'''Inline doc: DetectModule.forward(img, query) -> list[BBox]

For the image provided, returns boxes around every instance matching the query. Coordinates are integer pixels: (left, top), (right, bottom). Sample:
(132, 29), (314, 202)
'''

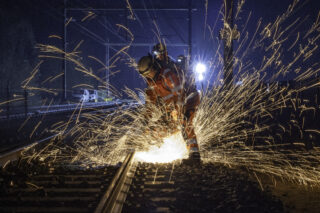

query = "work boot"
(189, 151), (201, 160)
(182, 151), (201, 165)
(185, 138), (201, 163)
(189, 151), (201, 163)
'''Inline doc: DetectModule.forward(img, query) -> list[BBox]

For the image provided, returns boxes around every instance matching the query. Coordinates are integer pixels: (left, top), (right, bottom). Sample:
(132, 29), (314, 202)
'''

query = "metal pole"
(317, 88), (319, 106)
(188, 0), (192, 62)
(24, 89), (28, 117)
(106, 41), (110, 96)
(6, 82), (9, 119)
(317, 74), (320, 106)
(223, 0), (234, 88)
(62, 0), (67, 102)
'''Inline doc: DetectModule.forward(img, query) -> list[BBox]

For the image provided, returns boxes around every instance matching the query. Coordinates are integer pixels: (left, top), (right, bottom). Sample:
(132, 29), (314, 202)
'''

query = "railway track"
(121, 161), (284, 213)
(0, 147), (134, 213)
(123, 162), (179, 212)
(1, 148), (284, 213)
(0, 161), (118, 213)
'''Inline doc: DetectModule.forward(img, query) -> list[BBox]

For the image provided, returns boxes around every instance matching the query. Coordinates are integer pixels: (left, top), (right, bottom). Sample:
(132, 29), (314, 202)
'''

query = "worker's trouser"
(182, 108), (199, 153)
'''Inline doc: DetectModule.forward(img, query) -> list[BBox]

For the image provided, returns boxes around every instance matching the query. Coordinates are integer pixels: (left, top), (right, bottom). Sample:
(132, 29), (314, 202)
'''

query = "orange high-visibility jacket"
(145, 66), (199, 114)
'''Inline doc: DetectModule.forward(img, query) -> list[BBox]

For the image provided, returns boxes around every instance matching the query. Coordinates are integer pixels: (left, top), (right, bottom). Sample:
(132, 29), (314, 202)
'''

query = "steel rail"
(0, 133), (60, 167)
(95, 151), (136, 213)
(0, 100), (136, 120)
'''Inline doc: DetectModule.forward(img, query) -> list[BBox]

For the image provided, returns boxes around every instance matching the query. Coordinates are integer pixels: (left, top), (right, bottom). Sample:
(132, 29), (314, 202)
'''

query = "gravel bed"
(123, 161), (283, 213)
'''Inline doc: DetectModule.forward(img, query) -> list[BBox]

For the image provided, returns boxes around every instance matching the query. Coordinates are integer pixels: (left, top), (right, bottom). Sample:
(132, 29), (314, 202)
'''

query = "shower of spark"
(9, 0), (320, 187)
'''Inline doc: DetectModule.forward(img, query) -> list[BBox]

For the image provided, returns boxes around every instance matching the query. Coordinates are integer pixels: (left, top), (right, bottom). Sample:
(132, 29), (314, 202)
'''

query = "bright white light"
(135, 131), (188, 163)
(153, 50), (159, 55)
(195, 63), (206, 74)
(198, 73), (204, 81)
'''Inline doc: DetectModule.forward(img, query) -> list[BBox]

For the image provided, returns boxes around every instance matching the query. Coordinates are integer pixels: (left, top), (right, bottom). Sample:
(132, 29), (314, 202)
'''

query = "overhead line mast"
(221, 0), (239, 88)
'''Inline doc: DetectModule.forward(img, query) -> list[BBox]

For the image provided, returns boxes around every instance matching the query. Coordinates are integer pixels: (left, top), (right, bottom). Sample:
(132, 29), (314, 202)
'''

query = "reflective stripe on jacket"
(146, 67), (184, 108)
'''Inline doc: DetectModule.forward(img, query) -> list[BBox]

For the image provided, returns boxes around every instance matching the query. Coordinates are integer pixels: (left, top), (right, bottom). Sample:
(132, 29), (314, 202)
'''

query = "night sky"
(1, 0), (320, 101)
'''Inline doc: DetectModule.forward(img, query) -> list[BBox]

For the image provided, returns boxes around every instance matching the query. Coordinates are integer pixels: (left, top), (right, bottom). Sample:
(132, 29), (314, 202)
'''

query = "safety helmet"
(152, 43), (167, 56)
(137, 55), (154, 76)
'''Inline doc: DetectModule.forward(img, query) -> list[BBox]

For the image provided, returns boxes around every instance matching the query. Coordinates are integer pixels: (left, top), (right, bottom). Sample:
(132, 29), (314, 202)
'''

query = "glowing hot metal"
(135, 131), (188, 163)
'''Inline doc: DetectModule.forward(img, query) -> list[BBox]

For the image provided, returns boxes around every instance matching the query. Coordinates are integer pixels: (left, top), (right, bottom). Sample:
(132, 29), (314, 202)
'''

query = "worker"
(137, 54), (200, 161)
